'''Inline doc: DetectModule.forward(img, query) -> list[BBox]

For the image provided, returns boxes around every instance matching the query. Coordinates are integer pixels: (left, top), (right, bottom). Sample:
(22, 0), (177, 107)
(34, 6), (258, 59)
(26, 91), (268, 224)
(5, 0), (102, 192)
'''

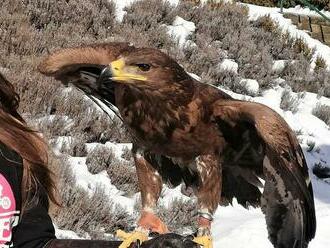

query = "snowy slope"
(55, 1), (330, 247)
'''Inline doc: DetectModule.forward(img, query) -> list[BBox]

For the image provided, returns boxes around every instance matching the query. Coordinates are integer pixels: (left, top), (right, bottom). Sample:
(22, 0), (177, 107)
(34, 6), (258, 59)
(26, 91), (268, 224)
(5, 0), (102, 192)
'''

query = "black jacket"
(0, 142), (55, 247)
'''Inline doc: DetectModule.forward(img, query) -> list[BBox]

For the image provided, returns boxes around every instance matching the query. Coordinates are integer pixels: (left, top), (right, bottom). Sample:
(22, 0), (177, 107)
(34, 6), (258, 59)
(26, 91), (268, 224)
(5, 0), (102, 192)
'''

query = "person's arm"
(12, 194), (56, 248)
(0, 142), (55, 248)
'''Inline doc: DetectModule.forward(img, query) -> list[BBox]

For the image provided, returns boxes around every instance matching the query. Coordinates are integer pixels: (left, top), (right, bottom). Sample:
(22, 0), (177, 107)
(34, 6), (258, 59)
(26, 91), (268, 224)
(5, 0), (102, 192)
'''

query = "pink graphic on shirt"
(0, 173), (20, 247)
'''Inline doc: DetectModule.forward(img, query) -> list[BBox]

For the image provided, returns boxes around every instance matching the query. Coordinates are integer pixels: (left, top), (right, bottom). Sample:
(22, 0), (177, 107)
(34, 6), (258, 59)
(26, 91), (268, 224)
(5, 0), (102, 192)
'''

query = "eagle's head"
(38, 44), (192, 107)
(107, 48), (190, 91)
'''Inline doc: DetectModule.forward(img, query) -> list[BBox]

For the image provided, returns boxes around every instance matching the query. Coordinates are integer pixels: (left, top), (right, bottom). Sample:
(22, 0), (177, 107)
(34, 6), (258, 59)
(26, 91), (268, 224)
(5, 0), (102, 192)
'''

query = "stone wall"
(283, 13), (330, 46)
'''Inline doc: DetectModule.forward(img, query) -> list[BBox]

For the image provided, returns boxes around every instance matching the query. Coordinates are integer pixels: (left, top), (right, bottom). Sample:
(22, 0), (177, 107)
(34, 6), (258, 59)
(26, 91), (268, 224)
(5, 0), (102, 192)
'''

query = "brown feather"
(38, 42), (134, 77)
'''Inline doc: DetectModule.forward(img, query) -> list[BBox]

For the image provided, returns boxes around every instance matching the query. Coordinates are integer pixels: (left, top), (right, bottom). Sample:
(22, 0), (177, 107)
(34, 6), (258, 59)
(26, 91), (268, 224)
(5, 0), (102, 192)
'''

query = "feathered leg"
(117, 149), (167, 248)
(193, 154), (222, 248)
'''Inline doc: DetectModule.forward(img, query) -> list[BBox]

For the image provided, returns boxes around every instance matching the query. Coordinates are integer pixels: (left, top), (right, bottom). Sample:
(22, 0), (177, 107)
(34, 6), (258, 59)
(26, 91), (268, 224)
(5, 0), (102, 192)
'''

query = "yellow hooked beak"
(109, 59), (147, 82)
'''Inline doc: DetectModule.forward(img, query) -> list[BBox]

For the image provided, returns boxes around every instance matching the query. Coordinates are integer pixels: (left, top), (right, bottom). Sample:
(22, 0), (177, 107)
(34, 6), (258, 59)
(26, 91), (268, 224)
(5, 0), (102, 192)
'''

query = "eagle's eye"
(136, 64), (151, 72)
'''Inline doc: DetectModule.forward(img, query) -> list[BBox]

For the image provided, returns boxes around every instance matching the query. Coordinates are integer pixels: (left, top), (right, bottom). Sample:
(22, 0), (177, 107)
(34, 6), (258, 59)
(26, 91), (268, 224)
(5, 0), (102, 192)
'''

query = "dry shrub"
(254, 15), (278, 33)
(35, 115), (73, 138)
(280, 55), (330, 96)
(134, 197), (198, 234)
(62, 135), (88, 157)
(170, 1), (207, 23)
(116, 23), (176, 49)
(314, 56), (327, 71)
(280, 88), (301, 113)
(292, 38), (314, 61)
(196, 3), (249, 42)
(54, 184), (134, 238)
(118, 0), (176, 49)
(123, 0), (175, 29)
(23, 0), (116, 39)
(178, 2), (277, 88)
(208, 68), (242, 91)
(312, 104), (330, 125)
(158, 198), (198, 234)
(50, 156), (134, 238)
(6, 72), (62, 116)
(180, 36), (226, 77)
(86, 145), (116, 174)
(107, 158), (139, 196)
(121, 146), (133, 161)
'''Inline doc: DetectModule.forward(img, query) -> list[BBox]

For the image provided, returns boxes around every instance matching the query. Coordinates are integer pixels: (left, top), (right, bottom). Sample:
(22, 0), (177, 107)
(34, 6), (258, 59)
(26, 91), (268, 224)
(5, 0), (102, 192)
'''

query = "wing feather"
(38, 42), (134, 78)
(212, 100), (316, 248)
(38, 43), (135, 116)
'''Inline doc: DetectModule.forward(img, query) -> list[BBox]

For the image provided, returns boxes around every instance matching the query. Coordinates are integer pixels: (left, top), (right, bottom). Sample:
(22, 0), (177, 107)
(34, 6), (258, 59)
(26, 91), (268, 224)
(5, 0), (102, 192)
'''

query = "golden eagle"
(39, 43), (316, 248)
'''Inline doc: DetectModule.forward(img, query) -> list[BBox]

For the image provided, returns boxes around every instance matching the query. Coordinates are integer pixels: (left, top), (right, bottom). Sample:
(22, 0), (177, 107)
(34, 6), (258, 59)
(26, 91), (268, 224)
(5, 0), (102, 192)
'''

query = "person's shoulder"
(0, 142), (23, 167)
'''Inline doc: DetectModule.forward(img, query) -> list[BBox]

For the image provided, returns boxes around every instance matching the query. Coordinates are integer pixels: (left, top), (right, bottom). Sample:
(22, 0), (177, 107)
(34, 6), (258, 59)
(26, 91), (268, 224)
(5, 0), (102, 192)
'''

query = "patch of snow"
(68, 156), (136, 212)
(50, 136), (74, 153)
(86, 142), (132, 157)
(240, 78), (260, 96)
(112, 0), (136, 22)
(272, 60), (287, 73)
(273, 77), (286, 86)
(218, 59), (239, 74)
(55, 227), (83, 239)
(243, 3), (330, 70)
(160, 186), (190, 207)
(166, 0), (180, 6)
(167, 16), (196, 47)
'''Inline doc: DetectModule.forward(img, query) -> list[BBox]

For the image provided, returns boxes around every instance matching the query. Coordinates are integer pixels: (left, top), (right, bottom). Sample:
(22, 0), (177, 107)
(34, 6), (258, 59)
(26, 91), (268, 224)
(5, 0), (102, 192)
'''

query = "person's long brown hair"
(0, 73), (57, 210)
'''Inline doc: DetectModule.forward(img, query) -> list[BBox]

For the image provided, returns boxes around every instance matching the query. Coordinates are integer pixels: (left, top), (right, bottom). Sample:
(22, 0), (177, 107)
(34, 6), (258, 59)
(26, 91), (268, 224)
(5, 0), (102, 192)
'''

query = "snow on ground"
(167, 16), (196, 47)
(55, 226), (83, 239)
(68, 156), (137, 212)
(239, 78), (259, 96)
(272, 59), (287, 73)
(113, 0), (136, 22)
(243, 3), (330, 70)
(218, 59), (239, 74)
(86, 142), (132, 156)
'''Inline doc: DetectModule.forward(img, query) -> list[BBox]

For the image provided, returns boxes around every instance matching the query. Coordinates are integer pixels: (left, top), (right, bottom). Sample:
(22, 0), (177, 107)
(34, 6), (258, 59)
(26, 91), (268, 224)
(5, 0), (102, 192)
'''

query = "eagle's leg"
(116, 150), (167, 248)
(193, 154), (221, 248)
(134, 150), (168, 234)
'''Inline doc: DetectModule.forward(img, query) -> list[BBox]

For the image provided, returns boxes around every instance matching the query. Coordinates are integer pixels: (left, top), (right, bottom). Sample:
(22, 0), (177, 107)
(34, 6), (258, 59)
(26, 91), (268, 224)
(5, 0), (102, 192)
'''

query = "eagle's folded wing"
(38, 42), (134, 80)
(38, 42), (134, 114)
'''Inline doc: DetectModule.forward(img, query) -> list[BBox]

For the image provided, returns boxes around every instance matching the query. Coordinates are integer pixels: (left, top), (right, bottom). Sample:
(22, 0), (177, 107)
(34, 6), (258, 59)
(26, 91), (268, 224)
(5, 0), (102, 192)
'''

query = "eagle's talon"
(138, 211), (169, 234)
(193, 235), (213, 248)
(116, 229), (148, 248)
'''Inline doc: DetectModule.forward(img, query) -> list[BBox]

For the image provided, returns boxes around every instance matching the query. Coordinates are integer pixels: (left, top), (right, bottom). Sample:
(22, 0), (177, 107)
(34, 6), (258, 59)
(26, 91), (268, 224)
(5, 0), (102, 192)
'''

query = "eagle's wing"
(38, 42), (135, 110)
(212, 99), (316, 248)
